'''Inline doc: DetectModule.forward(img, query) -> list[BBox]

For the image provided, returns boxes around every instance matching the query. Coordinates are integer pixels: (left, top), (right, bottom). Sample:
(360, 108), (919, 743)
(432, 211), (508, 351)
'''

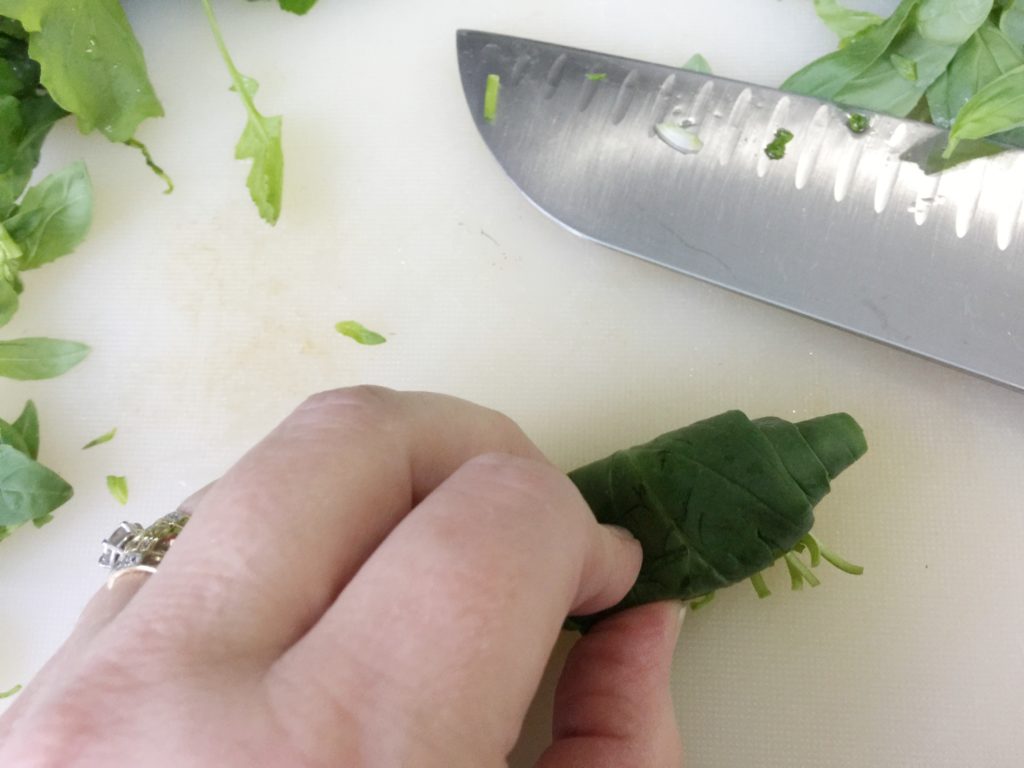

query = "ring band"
(99, 511), (190, 588)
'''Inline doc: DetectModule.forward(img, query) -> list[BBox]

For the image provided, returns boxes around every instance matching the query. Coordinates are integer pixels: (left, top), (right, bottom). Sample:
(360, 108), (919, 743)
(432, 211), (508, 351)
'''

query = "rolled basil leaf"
(567, 410), (866, 629)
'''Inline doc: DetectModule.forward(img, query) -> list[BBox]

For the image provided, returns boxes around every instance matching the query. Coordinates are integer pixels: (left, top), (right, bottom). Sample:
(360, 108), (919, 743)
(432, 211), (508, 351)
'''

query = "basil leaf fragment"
(82, 427), (116, 450)
(335, 321), (386, 345)
(201, 0), (284, 225)
(106, 474), (128, 505)
(0, 337), (89, 380)
(0, 684), (22, 699)
(682, 54), (711, 74)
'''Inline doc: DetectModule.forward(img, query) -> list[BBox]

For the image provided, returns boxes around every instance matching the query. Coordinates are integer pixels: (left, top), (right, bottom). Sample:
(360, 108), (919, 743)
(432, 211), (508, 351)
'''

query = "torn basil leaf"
(201, 0), (284, 225)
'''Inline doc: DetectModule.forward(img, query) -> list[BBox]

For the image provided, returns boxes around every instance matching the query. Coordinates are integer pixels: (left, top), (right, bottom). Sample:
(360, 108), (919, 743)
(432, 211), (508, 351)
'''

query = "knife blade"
(456, 29), (1024, 392)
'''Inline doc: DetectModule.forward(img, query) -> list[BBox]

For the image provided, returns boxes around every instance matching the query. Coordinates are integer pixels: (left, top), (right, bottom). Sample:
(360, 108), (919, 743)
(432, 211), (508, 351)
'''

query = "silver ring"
(99, 511), (190, 588)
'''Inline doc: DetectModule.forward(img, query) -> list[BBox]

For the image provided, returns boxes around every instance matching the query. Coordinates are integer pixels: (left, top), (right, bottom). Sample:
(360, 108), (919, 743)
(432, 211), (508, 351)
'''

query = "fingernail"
(604, 524), (638, 543)
(676, 603), (688, 633)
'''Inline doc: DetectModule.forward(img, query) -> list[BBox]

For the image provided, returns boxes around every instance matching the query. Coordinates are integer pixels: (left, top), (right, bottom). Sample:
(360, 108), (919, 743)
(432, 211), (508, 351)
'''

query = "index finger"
(269, 452), (643, 764)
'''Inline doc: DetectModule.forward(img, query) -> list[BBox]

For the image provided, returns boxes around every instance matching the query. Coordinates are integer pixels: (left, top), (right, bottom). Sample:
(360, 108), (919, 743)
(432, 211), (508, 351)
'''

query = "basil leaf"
(0, 94), (67, 217)
(784, 0), (991, 116)
(12, 399), (38, 459)
(106, 475), (128, 505)
(0, 94), (20, 169)
(0, 417), (29, 455)
(0, 443), (72, 530)
(917, 0), (994, 45)
(947, 63), (1024, 154)
(927, 20), (1024, 128)
(0, 337), (89, 380)
(0, 277), (17, 328)
(0, 0), (164, 142)
(566, 411), (867, 629)
(82, 427), (116, 450)
(1001, 0), (1024, 46)
(812, 0), (884, 47)
(201, 0), (283, 225)
(335, 321), (386, 345)
(3, 161), (92, 270)
(783, 0), (921, 101)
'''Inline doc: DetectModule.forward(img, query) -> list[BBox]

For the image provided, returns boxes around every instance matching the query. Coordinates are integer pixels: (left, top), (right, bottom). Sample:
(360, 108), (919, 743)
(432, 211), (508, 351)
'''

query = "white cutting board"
(2, 1), (1022, 765)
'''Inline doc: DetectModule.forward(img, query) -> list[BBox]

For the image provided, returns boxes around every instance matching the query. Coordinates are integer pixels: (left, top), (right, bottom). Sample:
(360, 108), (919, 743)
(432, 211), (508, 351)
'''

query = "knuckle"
(292, 386), (398, 434)
(458, 452), (585, 523)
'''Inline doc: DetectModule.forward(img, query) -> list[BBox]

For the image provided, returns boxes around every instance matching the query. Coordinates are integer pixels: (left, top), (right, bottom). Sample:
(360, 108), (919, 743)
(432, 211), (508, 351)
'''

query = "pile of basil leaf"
(790, 0), (1024, 157)
(0, 0), (315, 546)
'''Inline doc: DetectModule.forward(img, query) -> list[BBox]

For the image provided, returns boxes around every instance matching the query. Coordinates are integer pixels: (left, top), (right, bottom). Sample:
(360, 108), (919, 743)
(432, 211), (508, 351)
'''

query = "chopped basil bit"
(585, 72), (607, 81)
(0, 684), (22, 699)
(764, 128), (795, 160)
(484, 73), (501, 123)
(335, 321), (386, 346)
(83, 428), (117, 450)
(847, 112), (870, 133)
(682, 53), (711, 74)
(106, 475), (128, 505)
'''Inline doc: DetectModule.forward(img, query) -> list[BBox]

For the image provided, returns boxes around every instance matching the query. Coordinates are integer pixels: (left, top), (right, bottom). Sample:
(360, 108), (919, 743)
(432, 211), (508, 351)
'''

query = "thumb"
(535, 601), (685, 768)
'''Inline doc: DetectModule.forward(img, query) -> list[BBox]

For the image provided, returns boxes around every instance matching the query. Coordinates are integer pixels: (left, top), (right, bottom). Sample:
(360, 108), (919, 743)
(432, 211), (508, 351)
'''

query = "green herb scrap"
(847, 112), (871, 133)
(764, 128), (795, 159)
(335, 320), (386, 346)
(789, 0), (1024, 159)
(585, 72), (607, 81)
(106, 474), (128, 505)
(0, 402), (73, 543)
(566, 411), (867, 631)
(484, 73), (500, 123)
(82, 427), (116, 450)
(0, 684), (21, 698)
(682, 53), (712, 74)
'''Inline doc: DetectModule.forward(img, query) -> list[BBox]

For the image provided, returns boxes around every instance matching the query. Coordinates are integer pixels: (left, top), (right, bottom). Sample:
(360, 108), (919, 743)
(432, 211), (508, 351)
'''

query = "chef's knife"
(456, 30), (1024, 392)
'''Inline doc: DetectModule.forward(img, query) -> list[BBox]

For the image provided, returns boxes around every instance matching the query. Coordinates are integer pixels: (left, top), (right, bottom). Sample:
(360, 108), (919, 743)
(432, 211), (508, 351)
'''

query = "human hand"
(0, 388), (684, 767)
